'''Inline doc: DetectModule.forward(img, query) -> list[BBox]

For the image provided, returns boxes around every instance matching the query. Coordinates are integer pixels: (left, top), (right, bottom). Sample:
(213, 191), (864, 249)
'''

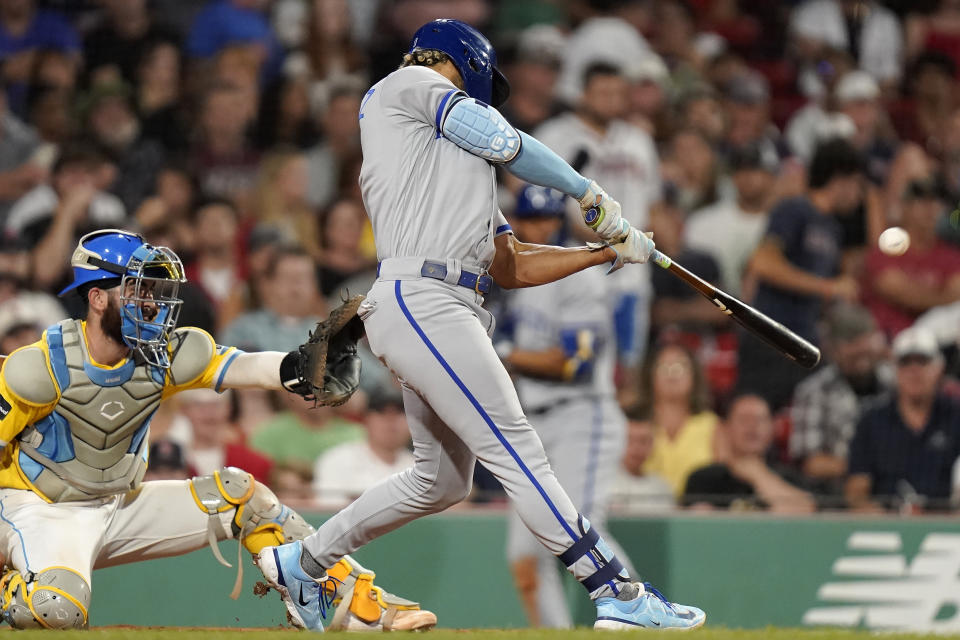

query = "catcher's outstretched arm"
(219, 351), (287, 390)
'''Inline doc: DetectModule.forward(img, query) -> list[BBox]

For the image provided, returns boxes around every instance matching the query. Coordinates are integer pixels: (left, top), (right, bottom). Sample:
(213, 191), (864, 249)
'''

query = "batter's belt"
(377, 257), (492, 295)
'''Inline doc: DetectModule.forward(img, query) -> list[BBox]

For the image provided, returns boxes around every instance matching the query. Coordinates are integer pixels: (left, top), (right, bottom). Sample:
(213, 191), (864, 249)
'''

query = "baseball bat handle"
(649, 250), (821, 369)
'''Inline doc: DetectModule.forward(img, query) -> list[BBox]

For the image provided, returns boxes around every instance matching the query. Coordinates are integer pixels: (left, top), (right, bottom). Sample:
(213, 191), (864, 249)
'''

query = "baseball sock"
(300, 547), (327, 579)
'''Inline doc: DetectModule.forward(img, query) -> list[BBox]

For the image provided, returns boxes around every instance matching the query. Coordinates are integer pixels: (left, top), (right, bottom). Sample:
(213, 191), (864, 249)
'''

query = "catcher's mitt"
(281, 294), (366, 406)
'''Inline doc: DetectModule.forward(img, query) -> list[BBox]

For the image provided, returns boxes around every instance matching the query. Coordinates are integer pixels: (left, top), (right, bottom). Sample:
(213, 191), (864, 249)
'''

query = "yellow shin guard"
(323, 556), (437, 631)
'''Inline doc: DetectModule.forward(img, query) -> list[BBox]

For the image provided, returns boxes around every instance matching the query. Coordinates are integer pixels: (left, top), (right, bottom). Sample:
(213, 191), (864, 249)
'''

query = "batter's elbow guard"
(441, 98), (521, 163)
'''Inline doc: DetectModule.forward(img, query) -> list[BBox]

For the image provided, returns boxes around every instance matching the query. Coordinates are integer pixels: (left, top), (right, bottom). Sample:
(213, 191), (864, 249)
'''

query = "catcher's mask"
(60, 229), (186, 369)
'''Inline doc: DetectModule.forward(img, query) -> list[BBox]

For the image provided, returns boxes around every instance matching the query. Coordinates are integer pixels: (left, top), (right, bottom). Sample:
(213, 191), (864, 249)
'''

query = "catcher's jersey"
(358, 65), (508, 268)
(534, 113), (660, 231)
(509, 264), (617, 410)
(0, 321), (240, 501)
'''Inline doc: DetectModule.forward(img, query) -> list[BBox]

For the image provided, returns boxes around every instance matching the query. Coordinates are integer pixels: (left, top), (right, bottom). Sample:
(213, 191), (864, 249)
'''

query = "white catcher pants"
(300, 277), (627, 595)
(0, 480), (235, 587)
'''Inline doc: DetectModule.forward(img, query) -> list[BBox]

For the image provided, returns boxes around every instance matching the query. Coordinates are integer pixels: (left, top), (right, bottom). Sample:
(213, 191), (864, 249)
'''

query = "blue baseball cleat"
(594, 582), (706, 630)
(255, 540), (336, 631)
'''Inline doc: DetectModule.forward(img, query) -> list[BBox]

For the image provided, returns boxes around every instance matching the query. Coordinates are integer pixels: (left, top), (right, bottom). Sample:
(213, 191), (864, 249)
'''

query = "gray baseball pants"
(300, 276), (629, 597)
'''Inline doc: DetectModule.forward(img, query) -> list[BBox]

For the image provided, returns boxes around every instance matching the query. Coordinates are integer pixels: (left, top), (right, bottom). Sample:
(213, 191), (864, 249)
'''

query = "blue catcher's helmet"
(59, 229), (186, 369)
(409, 19), (510, 107)
(514, 185), (568, 219)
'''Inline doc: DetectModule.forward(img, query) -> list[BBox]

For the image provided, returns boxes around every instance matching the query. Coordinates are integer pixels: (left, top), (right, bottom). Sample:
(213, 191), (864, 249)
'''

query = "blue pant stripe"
(582, 399), (603, 516)
(394, 280), (580, 542)
(0, 498), (31, 573)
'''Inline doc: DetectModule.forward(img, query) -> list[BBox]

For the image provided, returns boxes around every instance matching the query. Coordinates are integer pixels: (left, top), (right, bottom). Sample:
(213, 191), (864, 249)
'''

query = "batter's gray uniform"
(299, 65), (628, 595)
(505, 263), (635, 627)
(535, 114), (661, 366)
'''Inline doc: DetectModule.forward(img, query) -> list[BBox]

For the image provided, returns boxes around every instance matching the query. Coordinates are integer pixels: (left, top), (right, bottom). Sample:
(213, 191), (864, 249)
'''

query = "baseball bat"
(649, 250), (821, 368)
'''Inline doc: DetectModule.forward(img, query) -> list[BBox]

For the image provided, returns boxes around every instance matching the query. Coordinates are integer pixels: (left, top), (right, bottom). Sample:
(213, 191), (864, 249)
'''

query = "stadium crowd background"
(0, 0), (959, 515)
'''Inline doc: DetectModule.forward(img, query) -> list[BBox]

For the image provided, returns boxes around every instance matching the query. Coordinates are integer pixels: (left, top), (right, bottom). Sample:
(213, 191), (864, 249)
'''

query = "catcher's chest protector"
(16, 319), (163, 502)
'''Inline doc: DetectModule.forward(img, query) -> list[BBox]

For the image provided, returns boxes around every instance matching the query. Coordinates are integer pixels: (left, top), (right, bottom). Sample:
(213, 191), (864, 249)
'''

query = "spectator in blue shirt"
(845, 327), (960, 512)
(737, 138), (864, 410)
(0, 0), (80, 116)
(186, 0), (281, 81)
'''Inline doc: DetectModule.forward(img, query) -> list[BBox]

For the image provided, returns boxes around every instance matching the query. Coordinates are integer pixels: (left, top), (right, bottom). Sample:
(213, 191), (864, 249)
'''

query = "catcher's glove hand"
(280, 295), (366, 406)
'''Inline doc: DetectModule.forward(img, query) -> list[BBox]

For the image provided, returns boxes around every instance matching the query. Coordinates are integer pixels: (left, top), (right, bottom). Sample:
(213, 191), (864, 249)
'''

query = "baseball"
(879, 227), (910, 256)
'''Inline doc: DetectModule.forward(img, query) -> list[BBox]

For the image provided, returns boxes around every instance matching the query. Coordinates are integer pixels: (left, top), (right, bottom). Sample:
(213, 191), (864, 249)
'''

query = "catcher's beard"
(100, 294), (126, 346)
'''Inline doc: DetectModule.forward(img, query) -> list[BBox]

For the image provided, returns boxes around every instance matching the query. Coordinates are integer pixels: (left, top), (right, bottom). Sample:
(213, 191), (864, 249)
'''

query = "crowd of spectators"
(1, 0), (959, 514)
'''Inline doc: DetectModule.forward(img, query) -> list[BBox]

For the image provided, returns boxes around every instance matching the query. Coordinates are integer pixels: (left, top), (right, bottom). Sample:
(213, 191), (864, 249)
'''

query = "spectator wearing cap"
(312, 387), (414, 509)
(789, 304), (893, 495)
(186, 0), (282, 81)
(721, 71), (787, 163)
(832, 71), (897, 183)
(845, 327), (960, 512)
(739, 138), (863, 410)
(684, 143), (776, 296)
(684, 394), (815, 513)
(537, 63), (661, 231)
(554, 1), (650, 107)
(178, 388), (273, 484)
(786, 70), (887, 164)
(789, 0), (903, 91)
(862, 178), (960, 338)
(143, 440), (190, 482)
(0, 234), (63, 341)
(5, 143), (126, 290)
(0, 0), (80, 116)
(536, 62), (660, 371)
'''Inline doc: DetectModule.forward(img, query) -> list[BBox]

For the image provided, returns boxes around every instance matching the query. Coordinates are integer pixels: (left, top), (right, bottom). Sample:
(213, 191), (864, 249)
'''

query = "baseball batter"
(255, 19), (705, 631)
(499, 185), (635, 628)
(0, 229), (433, 631)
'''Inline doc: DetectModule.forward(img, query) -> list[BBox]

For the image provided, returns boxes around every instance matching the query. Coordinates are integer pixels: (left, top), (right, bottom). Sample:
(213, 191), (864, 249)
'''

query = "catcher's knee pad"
(325, 555), (436, 631)
(0, 567), (90, 629)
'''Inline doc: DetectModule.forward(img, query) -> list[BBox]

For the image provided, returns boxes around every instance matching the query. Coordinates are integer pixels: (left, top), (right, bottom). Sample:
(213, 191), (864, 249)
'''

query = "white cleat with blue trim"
(255, 540), (334, 631)
(594, 582), (706, 631)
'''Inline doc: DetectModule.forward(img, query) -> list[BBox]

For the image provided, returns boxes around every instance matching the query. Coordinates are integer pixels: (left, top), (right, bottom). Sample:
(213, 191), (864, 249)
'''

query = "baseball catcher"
(0, 229), (434, 631)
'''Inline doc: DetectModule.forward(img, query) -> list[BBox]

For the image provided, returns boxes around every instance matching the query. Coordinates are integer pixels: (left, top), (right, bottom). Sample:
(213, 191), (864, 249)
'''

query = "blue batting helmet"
(409, 19), (510, 107)
(514, 185), (567, 219)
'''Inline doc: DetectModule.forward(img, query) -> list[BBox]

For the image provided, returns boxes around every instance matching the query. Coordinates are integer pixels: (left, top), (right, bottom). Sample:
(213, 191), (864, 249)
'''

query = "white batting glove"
(606, 228), (655, 272)
(578, 180), (629, 241)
